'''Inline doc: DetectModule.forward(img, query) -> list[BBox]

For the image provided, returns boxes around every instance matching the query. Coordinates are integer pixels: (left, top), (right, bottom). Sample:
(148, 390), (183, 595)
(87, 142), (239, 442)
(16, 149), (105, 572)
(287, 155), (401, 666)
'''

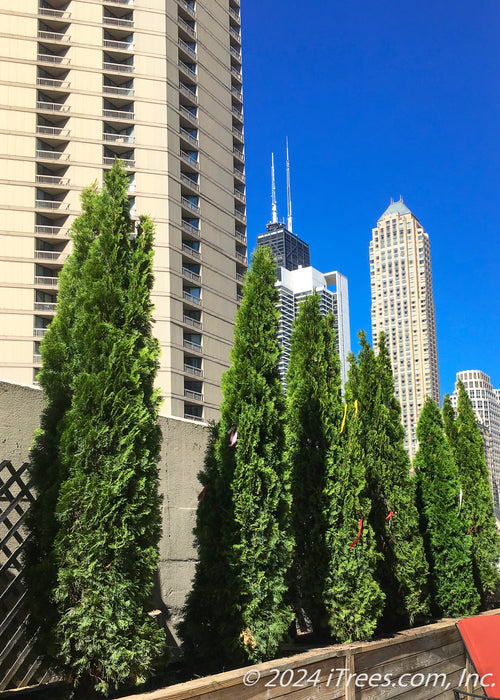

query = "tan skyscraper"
(370, 198), (440, 458)
(0, 0), (246, 423)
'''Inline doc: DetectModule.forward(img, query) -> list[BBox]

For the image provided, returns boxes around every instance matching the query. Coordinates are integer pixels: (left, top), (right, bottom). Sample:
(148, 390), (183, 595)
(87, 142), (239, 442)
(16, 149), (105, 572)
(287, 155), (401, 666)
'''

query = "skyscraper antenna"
(271, 152), (278, 224)
(286, 137), (293, 232)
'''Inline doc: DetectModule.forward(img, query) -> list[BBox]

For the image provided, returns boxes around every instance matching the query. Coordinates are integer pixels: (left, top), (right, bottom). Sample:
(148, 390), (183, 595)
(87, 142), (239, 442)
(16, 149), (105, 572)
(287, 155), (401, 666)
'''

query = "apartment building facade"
(451, 370), (500, 508)
(370, 198), (440, 459)
(0, 0), (246, 422)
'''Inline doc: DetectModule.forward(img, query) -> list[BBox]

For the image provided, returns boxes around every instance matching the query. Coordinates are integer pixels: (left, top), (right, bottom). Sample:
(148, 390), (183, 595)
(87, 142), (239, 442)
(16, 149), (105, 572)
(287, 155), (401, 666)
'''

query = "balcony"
(182, 266), (201, 283)
(33, 328), (49, 337)
(184, 388), (203, 401)
(233, 146), (244, 161)
(103, 156), (135, 168)
(179, 105), (198, 124)
(229, 27), (240, 41)
(103, 39), (134, 51)
(176, 0), (195, 18)
(33, 354), (42, 365)
(35, 250), (62, 260)
(103, 61), (134, 73)
(183, 291), (201, 306)
(184, 410), (203, 422)
(106, 0), (134, 5)
(36, 125), (70, 138)
(103, 85), (135, 97)
(36, 149), (69, 161)
(103, 132), (134, 144)
(233, 167), (245, 182)
(184, 363), (203, 377)
(183, 338), (202, 352)
(37, 77), (70, 91)
(178, 37), (196, 58)
(181, 173), (199, 191)
(234, 210), (246, 223)
(231, 86), (243, 101)
(179, 82), (197, 103)
(103, 108), (134, 120)
(39, 7), (71, 19)
(235, 229), (246, 243)
(37, 101), (70, 113)
(36, 174), (70, 186)
(34, 301), (57, 311)
(232, 105), (243, 120)
(232, 125), (243, 140)
(235, 251), (246, 264)
(182, 243), (200, 259)
(35, 199), (69, 210)
(234, 188), (245, 202)
(37, 53), (70, 66)
(236, 272), (244, 284)
(229, 7), (240, 21)
(179, 126), (198, 146)
(38, 30), (70, 43)
(180, 151), (198, 169)
(34, 276), (58, 287)
(183, 314), (202, 329)
(178, 17), (196, 38)
(230, 46), (241, 60)
(103, 16), (134, 29)
(231, 66), (242, 80)
(179, 59), (196, 79)
(237, 293), (244, 303)
(35, 224), (66, 236)
(181, 220), (200, 236)
(182, 196), (200, 214)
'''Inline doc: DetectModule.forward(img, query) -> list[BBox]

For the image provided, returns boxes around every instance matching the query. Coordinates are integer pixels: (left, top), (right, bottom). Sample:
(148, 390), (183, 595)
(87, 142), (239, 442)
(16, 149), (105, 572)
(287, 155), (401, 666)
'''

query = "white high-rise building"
(451, 370), (500, 508)
(275, 265), (350, 389)
(370, 198), (440, 459)
(0, 0), (247, 423)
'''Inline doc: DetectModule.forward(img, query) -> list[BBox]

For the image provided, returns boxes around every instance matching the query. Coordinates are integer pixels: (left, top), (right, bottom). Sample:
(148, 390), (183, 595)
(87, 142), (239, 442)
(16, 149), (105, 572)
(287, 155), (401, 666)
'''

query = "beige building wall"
(0, 0), (246, 423)
(370, 199), (440, 459)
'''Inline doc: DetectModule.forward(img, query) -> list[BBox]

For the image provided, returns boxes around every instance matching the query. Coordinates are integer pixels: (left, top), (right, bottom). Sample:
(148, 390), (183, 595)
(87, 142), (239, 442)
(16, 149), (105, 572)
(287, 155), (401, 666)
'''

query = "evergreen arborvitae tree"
(442, 393), (458, 446)
(285, 296), (343, 637)
(322, 346), (385, 642)
(180, 246), (293, 671)
(369, 333), (429, 629)
(414, 397), (480, 617)
(450, 381), (500, 607)
(25, 163), (166, 694)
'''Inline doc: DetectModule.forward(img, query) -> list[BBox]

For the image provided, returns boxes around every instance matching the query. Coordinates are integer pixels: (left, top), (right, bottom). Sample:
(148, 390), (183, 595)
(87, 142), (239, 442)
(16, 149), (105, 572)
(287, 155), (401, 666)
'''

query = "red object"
(198, 487), (207, 502)
(385, 511), (394, 520)
(349, 519), (363, 549)
(457, 614), (500, 697)
(229, 428), (238, 447)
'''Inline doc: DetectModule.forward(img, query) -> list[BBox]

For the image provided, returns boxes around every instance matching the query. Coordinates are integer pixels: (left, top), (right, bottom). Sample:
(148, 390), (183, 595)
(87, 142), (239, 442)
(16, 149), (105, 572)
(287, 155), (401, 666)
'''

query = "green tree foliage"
(285, 296), (343, 636)
(448, 381), (500, 607)
(369, 333), (429, 629)
(414, 397), (479, 617)
(25, 163), (166, 694)
(180, 246), (293, 671)
(322, 342), (385, 642)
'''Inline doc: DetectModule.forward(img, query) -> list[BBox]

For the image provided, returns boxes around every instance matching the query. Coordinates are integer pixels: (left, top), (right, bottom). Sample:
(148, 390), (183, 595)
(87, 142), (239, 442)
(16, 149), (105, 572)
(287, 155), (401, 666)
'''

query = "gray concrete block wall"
(0, 380), (209, 651)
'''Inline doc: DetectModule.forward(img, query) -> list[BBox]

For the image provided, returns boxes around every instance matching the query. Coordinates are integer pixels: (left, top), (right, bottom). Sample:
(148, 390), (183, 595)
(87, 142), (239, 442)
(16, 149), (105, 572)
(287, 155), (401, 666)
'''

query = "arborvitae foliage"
(450, 381), (500, 607)
(414, 397), (480, 617)
(285, 296), (343, 637)
(442, 393), (458, 446)
(180, 246), (293, 671)
(322, 346), (385, 642)
(368, 333), (430, 630)
(25, 163), (166, 694)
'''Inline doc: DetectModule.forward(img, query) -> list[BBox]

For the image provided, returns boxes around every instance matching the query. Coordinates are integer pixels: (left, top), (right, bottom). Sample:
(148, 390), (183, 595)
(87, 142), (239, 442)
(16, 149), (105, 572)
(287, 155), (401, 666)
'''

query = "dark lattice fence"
(0, 460), (49, 690)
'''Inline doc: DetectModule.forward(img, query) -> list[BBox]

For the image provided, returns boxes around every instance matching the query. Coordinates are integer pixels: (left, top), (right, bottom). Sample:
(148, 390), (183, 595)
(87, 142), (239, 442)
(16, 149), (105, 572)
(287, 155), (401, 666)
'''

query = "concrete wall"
(0, 380), (209, 649)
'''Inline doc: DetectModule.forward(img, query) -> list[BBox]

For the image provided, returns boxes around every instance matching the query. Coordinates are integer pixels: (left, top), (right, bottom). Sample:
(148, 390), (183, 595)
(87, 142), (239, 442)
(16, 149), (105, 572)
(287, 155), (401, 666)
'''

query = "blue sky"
(240, 0), (500, 397)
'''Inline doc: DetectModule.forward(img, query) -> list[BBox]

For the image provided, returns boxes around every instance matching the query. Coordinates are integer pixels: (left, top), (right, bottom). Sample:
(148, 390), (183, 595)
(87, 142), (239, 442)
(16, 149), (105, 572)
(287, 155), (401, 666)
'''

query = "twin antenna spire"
(270, 140), (293, 232)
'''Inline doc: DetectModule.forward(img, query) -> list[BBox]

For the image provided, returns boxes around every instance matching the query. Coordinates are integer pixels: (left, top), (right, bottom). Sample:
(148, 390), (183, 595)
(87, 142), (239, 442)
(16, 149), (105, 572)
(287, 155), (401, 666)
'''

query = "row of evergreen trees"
(179, 245), (500, 674)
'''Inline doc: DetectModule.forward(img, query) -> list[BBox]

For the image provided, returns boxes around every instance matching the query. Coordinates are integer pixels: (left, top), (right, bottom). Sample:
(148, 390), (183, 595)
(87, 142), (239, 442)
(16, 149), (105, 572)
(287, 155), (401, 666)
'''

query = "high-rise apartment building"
(275, 265), (350, 389)
(370, 198), (440, 459)
(0, 0), (246, 423)
(451, 370), (500, 508)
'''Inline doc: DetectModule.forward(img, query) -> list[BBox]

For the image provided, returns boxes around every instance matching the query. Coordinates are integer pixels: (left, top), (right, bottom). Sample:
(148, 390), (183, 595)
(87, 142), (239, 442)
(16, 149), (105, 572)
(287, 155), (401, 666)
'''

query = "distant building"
(370, 198), (440, 459)
(451, 370), (500, 508)
(257, 148), (350, 388)
(276, 266), (350, 389)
